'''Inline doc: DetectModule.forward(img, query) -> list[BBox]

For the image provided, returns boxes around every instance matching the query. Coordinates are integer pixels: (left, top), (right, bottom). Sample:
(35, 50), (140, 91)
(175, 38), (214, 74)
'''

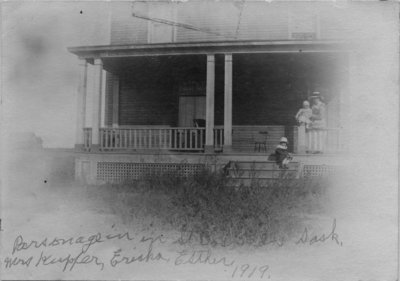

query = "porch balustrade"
(81, 127), (227, 152)
(82, 126), (345, 153)
(97, 127), (206, 151)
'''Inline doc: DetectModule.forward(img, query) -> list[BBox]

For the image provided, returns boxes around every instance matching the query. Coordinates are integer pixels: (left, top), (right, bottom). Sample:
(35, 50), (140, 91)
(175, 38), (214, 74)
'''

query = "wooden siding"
(148, 2), (176, 43)
(230, 53), (343, 127)
(231, 125), (296, 152)
(118, 77), (177, 126)
(107, 55), (205, 127)
(110, 2), (148, 44)
(234, 2), (290, 41)
(109, 2), (389, 45)
(109, 52), (344, 133)
(175, 2), (237, 42)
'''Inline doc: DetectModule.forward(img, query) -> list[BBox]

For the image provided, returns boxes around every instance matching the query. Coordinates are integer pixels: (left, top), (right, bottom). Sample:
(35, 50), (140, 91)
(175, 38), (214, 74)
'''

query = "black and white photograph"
(1, 1), (398, 280)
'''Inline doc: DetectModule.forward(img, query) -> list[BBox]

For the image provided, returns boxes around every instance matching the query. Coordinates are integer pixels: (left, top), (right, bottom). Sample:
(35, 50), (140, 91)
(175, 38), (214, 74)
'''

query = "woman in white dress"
(308, 93), (327, 153)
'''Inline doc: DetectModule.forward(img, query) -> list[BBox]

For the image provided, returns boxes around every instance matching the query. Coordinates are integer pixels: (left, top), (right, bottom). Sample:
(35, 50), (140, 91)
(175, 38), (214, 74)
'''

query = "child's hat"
(280, 137), (288, 143)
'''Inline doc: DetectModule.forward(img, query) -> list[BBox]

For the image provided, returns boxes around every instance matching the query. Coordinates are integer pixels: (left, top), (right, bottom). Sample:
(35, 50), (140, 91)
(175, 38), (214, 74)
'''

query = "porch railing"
(83, 126), (345, 154)
(306, 128), (346, 153)
(99, 127), (206, 151)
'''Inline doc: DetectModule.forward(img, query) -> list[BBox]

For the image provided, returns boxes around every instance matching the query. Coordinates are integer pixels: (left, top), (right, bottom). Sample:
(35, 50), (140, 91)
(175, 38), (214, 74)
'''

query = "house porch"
(69, 40), (349, 157)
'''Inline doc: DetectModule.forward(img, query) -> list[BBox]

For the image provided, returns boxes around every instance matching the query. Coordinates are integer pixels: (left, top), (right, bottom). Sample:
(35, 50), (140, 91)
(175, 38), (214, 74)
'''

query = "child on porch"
(275, 137), (293, 169)
(295, 100), (312, 129)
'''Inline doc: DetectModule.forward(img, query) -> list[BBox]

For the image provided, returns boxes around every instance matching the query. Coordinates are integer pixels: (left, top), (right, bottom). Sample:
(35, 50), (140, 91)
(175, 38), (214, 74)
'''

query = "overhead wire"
(131, 2), (237, 40)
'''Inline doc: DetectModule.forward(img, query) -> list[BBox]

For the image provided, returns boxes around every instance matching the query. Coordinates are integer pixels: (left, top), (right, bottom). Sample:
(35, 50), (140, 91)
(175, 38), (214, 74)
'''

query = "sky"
(2, 2), (111, 147)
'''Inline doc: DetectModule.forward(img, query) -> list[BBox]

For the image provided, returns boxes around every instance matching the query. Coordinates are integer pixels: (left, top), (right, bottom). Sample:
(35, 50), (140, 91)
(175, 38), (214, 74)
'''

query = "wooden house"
(68, 1), (398, 184)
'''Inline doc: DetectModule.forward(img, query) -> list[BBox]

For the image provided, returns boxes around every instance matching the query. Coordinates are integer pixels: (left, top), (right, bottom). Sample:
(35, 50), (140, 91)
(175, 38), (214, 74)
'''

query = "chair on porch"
(192, 119), (206, 150)
(253, 131), (269, 153)
(193, 119), (206, 128)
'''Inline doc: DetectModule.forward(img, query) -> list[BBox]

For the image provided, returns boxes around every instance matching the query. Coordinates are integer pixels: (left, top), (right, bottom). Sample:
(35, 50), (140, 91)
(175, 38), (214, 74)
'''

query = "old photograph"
(1, 1), (398, 280)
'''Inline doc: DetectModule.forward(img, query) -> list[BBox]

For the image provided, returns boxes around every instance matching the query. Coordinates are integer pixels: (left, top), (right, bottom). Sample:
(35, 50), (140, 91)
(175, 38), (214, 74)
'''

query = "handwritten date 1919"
(231, 264), (270, 279)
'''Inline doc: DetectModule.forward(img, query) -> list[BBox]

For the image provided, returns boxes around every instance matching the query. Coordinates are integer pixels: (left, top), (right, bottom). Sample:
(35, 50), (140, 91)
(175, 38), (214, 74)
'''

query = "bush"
(167, 170), (328, 247)
(89, 169), (329, 247)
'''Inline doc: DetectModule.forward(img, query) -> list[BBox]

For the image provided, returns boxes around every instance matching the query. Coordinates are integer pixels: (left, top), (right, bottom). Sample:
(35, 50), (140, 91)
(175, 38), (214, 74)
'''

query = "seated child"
(275, 137), (293, 169)
(295, 100), (312, 129)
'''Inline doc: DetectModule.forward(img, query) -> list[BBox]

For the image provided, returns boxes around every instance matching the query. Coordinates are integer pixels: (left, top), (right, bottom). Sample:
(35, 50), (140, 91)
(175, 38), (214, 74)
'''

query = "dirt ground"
(1, 149), (397, 280)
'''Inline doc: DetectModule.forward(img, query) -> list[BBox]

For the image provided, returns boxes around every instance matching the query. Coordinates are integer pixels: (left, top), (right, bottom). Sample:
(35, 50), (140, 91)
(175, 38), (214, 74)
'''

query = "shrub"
(89, 169), (329, 247)
(167, 171), (328, 247)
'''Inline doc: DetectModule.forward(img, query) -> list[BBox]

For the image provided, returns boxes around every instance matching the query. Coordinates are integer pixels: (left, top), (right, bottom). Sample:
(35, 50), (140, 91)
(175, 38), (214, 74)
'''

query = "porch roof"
(68, 40), (349, 60)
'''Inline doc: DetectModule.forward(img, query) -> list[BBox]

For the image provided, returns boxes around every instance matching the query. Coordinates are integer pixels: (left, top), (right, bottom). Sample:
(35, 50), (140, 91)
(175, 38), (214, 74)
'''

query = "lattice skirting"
(302, 164), (337, 177)
(97, 162), (206, 183)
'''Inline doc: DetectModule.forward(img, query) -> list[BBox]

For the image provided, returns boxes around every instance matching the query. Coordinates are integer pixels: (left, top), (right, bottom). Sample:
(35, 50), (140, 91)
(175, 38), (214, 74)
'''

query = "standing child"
(275, 137), (293, 169)
(295, 100), (313, 129)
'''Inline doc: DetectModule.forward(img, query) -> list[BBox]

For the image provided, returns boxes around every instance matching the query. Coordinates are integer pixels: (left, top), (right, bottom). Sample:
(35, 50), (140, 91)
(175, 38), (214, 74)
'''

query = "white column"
(224, 54), (233, 152)
(92, 58), (103, 148)
(205, 54), (215, 152)
(100, 69), (107, 128)
(112, 75), (120, 128)
(297, 124), (306, 154)
(75, 59), (88, 147)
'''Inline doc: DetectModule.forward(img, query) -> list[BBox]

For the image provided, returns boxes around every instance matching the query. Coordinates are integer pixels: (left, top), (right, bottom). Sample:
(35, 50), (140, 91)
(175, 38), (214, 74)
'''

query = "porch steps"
(224, 161), (301, 186)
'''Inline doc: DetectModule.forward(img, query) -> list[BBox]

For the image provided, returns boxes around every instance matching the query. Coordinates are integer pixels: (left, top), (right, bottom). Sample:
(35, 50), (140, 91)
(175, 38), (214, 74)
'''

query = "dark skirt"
(275, 148), (290, 164)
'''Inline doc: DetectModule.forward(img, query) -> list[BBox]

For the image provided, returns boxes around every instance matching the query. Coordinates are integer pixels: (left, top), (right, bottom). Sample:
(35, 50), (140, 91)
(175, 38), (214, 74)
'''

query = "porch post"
(112, 75), (120, 128)
(224, 53), (233, 152)
(91, 58), (103, 150)
(205, 54), (215, 152)
(297, 125), (307, 154)
(75, 59), (88, 149)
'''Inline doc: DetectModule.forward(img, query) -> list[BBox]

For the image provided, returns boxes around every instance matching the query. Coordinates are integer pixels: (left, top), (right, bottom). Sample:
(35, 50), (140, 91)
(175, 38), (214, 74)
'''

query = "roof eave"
(68, 39), (351, 59)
